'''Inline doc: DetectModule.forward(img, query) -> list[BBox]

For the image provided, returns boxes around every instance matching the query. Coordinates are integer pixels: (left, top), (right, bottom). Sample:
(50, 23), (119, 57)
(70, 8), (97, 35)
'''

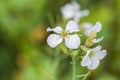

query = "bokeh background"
(0, 0), (120, 80)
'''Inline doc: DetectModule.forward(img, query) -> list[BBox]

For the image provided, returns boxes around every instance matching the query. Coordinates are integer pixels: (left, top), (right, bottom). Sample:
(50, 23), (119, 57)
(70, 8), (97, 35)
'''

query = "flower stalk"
(71, 50), (79, 80)
(72, 58), (76, 80)
(82, 71), (91, 80)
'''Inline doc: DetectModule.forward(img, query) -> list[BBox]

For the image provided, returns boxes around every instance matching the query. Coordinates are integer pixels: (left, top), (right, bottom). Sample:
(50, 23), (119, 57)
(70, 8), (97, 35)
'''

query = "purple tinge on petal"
(87, 56), (100, 70)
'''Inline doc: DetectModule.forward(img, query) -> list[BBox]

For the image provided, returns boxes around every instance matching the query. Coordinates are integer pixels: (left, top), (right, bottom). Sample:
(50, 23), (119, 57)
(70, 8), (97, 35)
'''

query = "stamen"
(89, 51), (94, 57)
(61, 29), (67, 37)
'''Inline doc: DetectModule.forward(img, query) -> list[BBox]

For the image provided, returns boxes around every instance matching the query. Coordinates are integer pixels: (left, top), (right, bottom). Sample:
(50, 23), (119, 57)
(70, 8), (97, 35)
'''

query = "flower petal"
(47, 26), (62, 34)
(94, 21), (102, 32)
(95, 50), (107, 60)
(92, 36), (104, 43)
(74, 10), (89, 22)
(61, 4), (75, 19)
(47, 34), (63, 48)
(85, 21), (102, 36)
(65, 20), (80, 33)
(65, 34), (80, 49)
(81, 50), (92, 67)
(93, 45), (102, 52)
(88, 56), (100, 70)
(81, 22), (93, 30)
(60, 1), (80, 19)
(71, 1), (80, 10)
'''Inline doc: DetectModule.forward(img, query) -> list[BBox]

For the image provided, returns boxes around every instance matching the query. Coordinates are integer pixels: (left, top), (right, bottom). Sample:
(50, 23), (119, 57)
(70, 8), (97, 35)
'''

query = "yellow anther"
(89, 51), (94, 57)
(61, 29), (67, 37)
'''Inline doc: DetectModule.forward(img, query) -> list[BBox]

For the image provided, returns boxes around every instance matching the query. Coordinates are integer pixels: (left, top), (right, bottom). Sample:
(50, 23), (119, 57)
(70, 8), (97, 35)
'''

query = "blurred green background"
(0, 0), (120, 80)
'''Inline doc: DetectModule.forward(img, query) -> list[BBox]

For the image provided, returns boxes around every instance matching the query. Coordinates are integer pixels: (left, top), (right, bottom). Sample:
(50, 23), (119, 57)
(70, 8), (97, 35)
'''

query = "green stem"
(72, 59), (76, 80)
(76, 74), (87, 78)
(82, 74), (89, 80)
(82, 71), (91, 80)
(76, 71), (91, 80)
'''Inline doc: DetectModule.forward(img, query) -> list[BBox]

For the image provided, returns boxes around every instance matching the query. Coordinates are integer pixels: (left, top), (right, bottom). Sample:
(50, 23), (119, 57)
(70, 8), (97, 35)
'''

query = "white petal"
(81, 10), (89, 16)
(85, 21), (102, 36)
(88, 56), (100, 70)
(74, 10), (89, 22)
(92, 36), (104, 43)
(47, 34), (63, 48)
(82, 22), (93, 30)
(81, 50), (92, 66)
(65, 20), (80, 33)
(47, 26), (62, 34)
(92, 45), (102, 52)
(60, 1), (80, 19)
(71, 1), (80, 10)
(61, 4), (75, 19)
(95, 50), (107, 60)
(80, 22), (93, 35)
(94, 21), (102, 33)
(65, 34), (80, 49)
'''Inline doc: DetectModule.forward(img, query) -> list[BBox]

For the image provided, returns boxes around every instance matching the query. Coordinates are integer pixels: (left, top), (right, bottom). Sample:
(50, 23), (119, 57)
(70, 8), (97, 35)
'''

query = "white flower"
(61, 1), (89, 22)
(82, 21), (104, 43)
(47, 20), (81, 49)
(81, 45), (107, 70)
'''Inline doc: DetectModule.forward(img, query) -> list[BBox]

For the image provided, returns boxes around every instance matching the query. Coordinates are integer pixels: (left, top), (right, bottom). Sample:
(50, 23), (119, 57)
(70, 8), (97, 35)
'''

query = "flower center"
(61, 29), (67, 37)
(89, 51), (94, 57)
(71, 8), (77, 13)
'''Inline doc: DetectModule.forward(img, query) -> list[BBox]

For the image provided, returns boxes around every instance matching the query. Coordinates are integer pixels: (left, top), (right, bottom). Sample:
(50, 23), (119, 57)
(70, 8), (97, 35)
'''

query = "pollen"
(89, 51), (94, 57)
(61, 29), (67, 37)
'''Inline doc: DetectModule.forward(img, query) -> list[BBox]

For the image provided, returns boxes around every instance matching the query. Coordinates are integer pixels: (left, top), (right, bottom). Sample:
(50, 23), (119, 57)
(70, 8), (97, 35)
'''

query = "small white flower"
(82, 21), (103, 43)
(47, 20), (81, 49)
(61, 1), (89, 22)
(81, 45), (107, 70)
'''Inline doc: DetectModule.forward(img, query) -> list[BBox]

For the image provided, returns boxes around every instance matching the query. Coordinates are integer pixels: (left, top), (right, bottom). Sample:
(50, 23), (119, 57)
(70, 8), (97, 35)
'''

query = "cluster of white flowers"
(47, 1), (107, 70)
(61, 1), (89, 23)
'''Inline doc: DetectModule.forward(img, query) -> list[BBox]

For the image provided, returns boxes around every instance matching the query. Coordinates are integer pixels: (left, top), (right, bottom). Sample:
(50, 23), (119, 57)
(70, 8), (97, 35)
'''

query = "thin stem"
(72, 59), (76, 80)
(82, 71), (91, 80)
(76, 74), (87, 78)
(82, 74), (89, 80)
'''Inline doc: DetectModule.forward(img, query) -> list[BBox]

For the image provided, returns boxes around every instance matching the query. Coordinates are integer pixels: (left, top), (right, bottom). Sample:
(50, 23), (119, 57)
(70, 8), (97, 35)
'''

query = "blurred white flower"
(47, 20), (81, 49)
(81, 45), (107, 70)
(82, 21), (104, 43)
(61, 1), (89, 22)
